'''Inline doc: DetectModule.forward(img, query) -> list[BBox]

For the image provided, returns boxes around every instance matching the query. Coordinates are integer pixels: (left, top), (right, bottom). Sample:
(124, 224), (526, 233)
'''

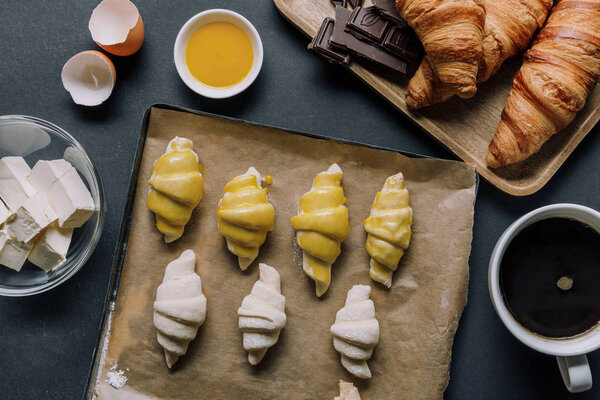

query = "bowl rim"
(0, 115), (106, 297)
(173, 9), (264, 99)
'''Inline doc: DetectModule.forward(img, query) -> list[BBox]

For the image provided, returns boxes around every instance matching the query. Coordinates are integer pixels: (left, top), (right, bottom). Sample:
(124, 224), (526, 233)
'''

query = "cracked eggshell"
(61, 50), (116, 106)
(89, 0), (144, 56)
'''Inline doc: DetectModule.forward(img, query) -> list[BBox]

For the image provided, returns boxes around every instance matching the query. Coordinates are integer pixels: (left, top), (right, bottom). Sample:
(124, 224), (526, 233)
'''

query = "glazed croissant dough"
(330, 285), (380, 379)
(363, 173), (412, 288)
(217, 167), (275, 270)
(147, 137), (204, 243)
(290, 164), (350, 297)
(153, 250), (207, 368)
(334, 380), (361, 400)
(238, 263), (286, 365)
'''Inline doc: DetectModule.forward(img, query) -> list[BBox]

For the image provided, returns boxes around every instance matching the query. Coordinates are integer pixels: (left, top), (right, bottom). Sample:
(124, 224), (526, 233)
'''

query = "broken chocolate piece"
(330, 0), (347, 7)
(330, 6), (407, 74)
(308, 18), (351, 65)
(346, 0), (362, 8)
(346, 7), (390, 43)
(382, 25), (422, 64)
(373, 0), (407, 26)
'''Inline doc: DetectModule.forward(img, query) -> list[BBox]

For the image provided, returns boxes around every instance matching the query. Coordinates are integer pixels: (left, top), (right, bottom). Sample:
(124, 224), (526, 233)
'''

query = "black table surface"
(1, 1), (600, 399)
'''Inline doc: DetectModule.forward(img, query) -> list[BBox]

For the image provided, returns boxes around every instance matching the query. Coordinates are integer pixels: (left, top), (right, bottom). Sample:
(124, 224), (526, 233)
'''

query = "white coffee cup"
(488, 203), (600, 393)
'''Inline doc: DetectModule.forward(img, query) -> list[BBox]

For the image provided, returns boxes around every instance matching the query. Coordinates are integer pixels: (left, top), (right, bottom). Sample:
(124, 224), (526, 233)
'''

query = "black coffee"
(500, 217), (600, 339)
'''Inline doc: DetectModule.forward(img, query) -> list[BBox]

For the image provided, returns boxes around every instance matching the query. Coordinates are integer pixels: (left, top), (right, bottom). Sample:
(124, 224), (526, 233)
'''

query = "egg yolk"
(185, 22), (254, 88)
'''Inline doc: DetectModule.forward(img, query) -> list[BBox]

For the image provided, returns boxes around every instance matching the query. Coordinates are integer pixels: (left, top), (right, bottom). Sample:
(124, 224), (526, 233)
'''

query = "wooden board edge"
(272, 0), (600, 197)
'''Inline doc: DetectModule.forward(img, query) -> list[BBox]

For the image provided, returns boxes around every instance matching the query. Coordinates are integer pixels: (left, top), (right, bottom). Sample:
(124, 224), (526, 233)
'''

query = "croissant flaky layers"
(147, 137), (204, 243)
(217, 167), (275, 270)
(396, 0), (486, 103)
(405, 0), (552, 109)
(153, 250), (207, 368)
(291, 164), (350, 297)
(488, 0), (600, 168)
(363, 173), (412, 288)
(238, 263), (286, 365)
(331, 285), (380, 379)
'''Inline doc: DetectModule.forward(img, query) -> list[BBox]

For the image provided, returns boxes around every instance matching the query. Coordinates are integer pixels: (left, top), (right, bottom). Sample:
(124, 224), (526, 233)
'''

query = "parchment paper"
(93, 106), (477, 400)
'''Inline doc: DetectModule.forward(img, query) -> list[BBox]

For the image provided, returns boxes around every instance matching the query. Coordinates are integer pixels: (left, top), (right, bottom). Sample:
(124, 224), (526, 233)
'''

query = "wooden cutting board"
(273, 0), (600, 196)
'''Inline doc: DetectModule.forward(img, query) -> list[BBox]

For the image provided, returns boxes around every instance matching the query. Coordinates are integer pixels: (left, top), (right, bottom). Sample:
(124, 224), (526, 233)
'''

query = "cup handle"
(556, 355), (592, 393)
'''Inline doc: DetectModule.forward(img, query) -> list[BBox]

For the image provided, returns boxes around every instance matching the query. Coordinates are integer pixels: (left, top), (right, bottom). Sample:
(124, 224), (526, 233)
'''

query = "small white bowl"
(174, 9), (263, 99)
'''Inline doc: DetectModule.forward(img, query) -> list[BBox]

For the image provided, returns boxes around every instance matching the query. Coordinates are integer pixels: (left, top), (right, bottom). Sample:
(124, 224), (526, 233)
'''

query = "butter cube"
(0, 156), (36, 209)
(29, 160), (95, 228)
(27, 159), (71, 193)
(0, 231), (33, 271)
(5, 194), (57, 243)
(0, 200), (10, 226)
(28, 223), (73, 271)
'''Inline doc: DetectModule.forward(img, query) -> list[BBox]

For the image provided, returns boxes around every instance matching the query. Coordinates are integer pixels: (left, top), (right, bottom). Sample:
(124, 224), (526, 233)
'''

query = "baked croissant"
(217, 167), (275, 270)
(406, 0), (552, 109)
(290, 164), (350, 297)
(237, 263), (286, 365)
(487, 0), (600, 168)
(153, 250), (207, 368)
(334, 380), (361, 400)
(330, 285), (379, 379)
(147, 137), (204, 243)
(396, 0), (486, 100)
(363, 173), (412, 288)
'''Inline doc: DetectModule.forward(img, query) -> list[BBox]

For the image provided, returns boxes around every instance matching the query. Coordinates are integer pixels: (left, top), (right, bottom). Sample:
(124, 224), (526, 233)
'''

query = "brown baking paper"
(92, 106), (477, 400)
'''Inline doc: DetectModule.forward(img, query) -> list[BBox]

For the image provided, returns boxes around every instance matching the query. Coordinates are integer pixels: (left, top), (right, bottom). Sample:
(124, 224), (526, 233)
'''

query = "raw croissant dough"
(334, 380), (361, 400)
(153, 250), (207, 368)
(363, 173), (412, 288)
(238, 263), (286, 365)
(330, 285), (379, 379)
(290, 164), (350, 297)
(217, 167), (275, 270)
(147, 137), (204, 243)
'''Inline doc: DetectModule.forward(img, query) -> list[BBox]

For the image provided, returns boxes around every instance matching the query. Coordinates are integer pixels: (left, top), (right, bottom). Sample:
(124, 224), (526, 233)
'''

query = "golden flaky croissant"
(396, 0), (486, 100)
(406, 0), (552, 109)
(217, 167), (274, 270)
(290, 164), (350, 297)
(363, 173), (412, 288)
(147, 137), (204, 242)
(153, 250), (207, 368)
(488, 0), (600, 168)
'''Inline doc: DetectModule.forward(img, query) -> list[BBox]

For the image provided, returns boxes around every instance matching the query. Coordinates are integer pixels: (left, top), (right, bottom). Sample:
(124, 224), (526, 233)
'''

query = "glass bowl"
(0, 116), (105, 296)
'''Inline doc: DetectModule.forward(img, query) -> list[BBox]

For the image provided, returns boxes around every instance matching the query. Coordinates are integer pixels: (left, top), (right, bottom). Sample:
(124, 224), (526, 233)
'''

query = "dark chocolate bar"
(330, 0), (347, 7)
(382, 25), (422, 64)
(372, 0), (407, 26)
(346, 0), (363, 8)
(308, 18), (351, 65)
(346, 6), (390, 43)
(330, 6), (407, 74)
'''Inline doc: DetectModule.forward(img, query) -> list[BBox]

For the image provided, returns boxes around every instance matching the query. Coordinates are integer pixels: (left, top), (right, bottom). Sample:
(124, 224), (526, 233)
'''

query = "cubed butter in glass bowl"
(0, 115), (105, 296)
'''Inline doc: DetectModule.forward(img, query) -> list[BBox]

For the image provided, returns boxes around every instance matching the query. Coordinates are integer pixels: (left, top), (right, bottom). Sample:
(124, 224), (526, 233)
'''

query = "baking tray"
(84, 104), (479, 399)
(273, 0), (600, 196)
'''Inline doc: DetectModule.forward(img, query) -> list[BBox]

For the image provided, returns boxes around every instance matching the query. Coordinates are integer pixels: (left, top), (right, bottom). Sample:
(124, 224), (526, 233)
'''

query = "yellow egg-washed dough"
(363, 173), (412, 288)
(290, 163), (350, 297)
(217, 167), (275, 270)
(147, 137), (204, 243)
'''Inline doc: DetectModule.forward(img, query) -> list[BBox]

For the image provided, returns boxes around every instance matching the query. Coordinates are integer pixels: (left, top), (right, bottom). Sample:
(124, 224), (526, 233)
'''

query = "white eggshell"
(61, 50), (116, 106)
(89, 0), (144, 56)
